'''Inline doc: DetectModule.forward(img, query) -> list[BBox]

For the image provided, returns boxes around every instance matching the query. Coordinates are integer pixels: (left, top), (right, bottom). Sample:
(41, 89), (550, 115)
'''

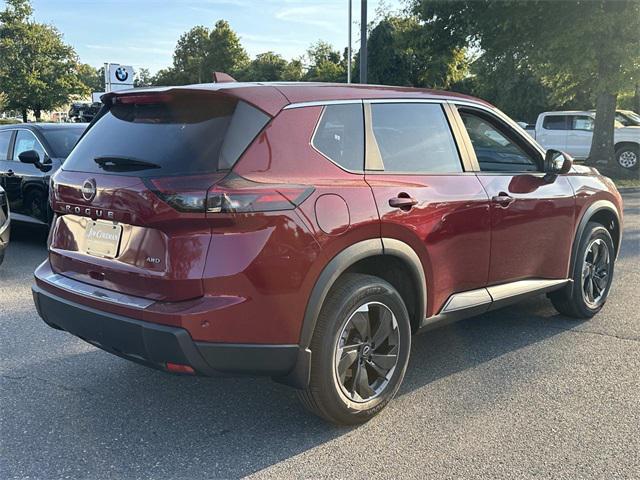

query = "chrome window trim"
(285, 99), (364, 110)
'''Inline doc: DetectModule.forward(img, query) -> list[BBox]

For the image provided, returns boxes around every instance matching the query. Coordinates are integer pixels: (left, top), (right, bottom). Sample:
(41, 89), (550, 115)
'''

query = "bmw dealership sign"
(105, 63), (135, 92)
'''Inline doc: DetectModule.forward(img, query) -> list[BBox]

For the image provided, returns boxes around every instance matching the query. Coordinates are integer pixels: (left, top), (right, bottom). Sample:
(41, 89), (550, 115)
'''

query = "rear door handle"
(389, 195), (418, 210)
(491, 192), (515, 206)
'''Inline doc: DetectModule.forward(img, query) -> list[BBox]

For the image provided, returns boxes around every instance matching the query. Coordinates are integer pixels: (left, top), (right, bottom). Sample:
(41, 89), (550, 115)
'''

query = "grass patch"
(613, 178), (640, 189)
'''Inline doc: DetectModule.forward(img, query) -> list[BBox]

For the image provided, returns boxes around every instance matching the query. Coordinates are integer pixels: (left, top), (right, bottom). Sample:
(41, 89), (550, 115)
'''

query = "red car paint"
(33, 82), (623, 377)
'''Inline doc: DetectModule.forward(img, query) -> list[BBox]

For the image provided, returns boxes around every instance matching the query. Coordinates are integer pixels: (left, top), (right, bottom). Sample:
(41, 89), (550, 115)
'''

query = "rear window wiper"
(94, 156), (161, 171)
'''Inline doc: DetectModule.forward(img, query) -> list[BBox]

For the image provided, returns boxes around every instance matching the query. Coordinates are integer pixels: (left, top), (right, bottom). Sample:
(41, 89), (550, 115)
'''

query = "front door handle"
(491, 192), (515, 206)
(389, 194), (418, 210)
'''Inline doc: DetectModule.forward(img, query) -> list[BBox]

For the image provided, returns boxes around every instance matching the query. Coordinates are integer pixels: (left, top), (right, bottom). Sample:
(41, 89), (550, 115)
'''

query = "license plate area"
(85, 220), (122, 258)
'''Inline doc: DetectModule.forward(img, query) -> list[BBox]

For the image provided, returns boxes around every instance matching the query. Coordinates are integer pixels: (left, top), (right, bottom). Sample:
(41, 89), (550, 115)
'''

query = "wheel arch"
(571, 200), (621, 274)
(275, 237), (427, 389)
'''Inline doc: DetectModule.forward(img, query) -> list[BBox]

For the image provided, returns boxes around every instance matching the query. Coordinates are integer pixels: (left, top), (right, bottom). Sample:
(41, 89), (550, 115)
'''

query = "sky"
(13, 0), (406, 74)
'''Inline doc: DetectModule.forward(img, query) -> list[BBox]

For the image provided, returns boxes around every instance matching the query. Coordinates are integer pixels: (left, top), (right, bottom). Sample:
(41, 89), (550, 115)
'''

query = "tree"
(0, 91), (7, 111)
(239, 51), (288, 81)
(204, 20), (248, 79)
(172, 26), (210, 83)
(134, 68), (153, 87)
(367, 15), (469, 89)
(304, 41), (346, 82)
(78, 63), (103, 92)
(0, 0), (86, 121)
(413, 0), (640, 172)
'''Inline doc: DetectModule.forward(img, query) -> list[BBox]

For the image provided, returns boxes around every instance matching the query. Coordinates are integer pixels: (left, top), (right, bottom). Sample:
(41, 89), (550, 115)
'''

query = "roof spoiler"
(212, 72), (236, 83)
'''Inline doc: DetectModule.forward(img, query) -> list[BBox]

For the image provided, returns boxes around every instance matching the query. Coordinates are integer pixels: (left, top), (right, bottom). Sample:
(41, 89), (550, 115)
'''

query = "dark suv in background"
(32, 82), (622, 424)
(0, 123), (86, 225)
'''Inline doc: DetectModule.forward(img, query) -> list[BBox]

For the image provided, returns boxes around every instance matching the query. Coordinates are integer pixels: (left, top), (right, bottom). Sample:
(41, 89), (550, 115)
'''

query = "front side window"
(459, 111), (539, 172)
(572, 115), (594, 131)
(370, 103), (462, 173)
(542, 115), (568, 130)
(312, 103), (364, 171)
(14, 130), (47, 161)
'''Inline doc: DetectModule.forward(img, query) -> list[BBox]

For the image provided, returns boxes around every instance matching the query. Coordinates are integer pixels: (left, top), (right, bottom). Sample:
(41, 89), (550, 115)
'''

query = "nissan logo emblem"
(82, 178), (97, 202)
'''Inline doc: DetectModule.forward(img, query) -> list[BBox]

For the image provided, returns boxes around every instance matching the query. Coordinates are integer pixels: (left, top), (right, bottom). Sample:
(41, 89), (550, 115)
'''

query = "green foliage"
(304, 41), (346, 82)
(238, 51), (287, 81)
(0, 0), (87, 119)
(77, 63), (103, 92)
(368, 15), (468, 89)
(413, 0), (640, 165)
(205, 20), (249, 78)
(134, 68), (153, 88)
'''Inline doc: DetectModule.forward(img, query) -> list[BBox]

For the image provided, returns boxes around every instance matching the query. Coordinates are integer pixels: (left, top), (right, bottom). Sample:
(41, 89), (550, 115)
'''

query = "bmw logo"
(115, 66), (129, 82)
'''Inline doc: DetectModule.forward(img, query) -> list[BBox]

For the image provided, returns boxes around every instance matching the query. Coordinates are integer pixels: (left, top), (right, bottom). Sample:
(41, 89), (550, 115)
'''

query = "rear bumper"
(32, 283), (300, 380)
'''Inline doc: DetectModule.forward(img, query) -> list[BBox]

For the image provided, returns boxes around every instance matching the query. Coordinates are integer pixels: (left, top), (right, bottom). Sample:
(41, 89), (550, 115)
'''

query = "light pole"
(360, 0), (367, 84)
(347, 0), (352, 83)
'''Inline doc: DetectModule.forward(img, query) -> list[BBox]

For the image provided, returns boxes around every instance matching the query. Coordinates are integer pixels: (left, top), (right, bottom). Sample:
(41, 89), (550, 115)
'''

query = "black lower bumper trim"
(32, 285), (300, 380)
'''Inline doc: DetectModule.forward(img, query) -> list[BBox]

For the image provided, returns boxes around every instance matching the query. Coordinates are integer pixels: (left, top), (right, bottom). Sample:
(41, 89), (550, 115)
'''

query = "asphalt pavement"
(1, 191), (638, 479)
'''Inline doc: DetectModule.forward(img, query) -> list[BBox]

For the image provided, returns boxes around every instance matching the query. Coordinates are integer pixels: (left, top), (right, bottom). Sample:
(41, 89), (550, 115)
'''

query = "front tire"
(298, 273), (411, 425)
(550, 222), (615, 318)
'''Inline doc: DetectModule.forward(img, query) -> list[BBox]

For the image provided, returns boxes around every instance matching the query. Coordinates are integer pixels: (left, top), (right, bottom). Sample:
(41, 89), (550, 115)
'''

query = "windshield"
(62, 94), (269, 177)
(41, 127), (86, 157)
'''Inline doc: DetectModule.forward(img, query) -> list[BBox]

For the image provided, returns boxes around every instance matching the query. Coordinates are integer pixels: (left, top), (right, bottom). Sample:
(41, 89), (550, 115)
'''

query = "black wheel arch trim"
(566, 199), (621, 294)
(276, 237), (426, 389)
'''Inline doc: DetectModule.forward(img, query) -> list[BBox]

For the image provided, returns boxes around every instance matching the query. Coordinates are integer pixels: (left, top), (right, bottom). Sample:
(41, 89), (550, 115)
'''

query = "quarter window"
(0, 131), (11, 161)
(312, 103), (364, 171)
(459, 111), (539, 172)
(370, 103), (462, 173)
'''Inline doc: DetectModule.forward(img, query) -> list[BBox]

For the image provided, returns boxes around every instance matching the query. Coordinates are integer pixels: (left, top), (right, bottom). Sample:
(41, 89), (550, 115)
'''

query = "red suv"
(32, 83), (623, 424)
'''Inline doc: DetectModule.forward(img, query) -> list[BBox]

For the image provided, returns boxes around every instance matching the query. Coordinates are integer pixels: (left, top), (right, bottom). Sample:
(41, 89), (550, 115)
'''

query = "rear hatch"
(49, 90), (271, 301)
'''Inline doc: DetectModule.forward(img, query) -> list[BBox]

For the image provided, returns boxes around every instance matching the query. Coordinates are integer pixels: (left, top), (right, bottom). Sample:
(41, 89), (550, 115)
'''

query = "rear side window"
(542, 115), (568, 130)
(0, 131), (11, 160)
(63, 95), (269, 176)
(312, 103), (364, 171)
(371, 103), (461, 173)
(571, 115), (594, 131)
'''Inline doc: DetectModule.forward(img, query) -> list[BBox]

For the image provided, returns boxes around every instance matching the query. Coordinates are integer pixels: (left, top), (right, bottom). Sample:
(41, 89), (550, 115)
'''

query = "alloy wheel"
(581, 238), (611, 309)
(333, 302), (400, 403)
(618, 150), (638, 169)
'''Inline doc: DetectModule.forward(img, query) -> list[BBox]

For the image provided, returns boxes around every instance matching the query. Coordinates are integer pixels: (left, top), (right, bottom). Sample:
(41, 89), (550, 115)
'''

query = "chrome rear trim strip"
(40, 271), (155, 310)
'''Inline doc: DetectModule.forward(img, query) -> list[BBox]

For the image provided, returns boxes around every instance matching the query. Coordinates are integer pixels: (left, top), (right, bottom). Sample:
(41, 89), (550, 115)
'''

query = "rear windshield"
(41, 126), (86, 157)
(62, 94), (269, 176)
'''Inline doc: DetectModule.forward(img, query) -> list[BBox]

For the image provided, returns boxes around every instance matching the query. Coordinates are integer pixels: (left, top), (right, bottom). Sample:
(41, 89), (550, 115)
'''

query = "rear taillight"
(205, 174), (314, 214)
(145, 173), (313, 214)
(145, 174), (223, 213)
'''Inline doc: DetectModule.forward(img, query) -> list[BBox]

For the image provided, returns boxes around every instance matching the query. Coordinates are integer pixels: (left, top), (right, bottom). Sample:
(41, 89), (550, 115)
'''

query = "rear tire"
(298, 273), (411, 425)
(550, 222), (615, 318)
(615, 145), (639, 170)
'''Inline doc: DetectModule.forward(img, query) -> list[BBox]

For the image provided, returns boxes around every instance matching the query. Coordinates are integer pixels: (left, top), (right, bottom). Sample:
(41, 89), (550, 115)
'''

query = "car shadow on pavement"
(3, 295), (576, 478)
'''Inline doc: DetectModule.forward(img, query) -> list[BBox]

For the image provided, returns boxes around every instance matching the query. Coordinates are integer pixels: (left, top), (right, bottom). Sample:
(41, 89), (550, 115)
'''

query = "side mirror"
(18, 149), (41, 164)
(544, 149), (572, 175)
